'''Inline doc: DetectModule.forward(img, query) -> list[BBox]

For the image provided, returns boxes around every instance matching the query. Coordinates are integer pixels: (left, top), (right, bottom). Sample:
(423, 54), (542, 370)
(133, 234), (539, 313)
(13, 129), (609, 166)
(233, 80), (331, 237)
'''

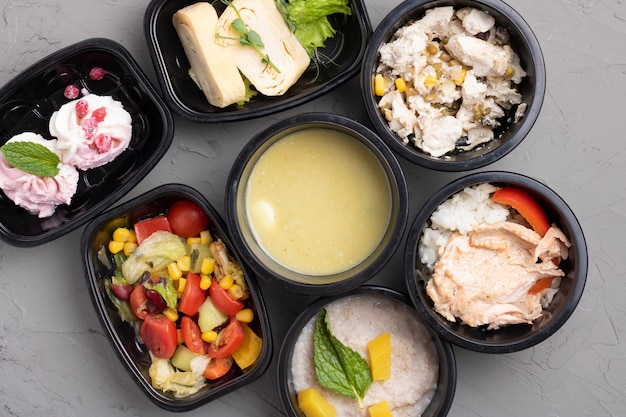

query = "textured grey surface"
(0, 0), (624, 416)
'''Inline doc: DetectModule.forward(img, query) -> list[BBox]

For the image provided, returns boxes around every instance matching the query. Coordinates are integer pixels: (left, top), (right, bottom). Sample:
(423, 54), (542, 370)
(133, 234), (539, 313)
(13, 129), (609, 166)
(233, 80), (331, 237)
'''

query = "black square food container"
(80, 183), (273, 411)
(0, 38), (174, 247)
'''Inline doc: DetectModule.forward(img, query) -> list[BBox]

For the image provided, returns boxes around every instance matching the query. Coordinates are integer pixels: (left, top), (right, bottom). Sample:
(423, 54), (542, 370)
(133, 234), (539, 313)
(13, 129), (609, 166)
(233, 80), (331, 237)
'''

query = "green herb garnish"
(218, 0), (281, 73)
(313, 309), (372, 408)
(0, 140), (60, 177)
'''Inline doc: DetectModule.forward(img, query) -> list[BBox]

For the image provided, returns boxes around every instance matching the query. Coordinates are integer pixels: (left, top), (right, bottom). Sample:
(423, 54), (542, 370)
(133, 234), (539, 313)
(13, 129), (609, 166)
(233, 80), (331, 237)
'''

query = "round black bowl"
(405, 171), (588, 353)
(277, 285), (456, 417)
(225, 113), (408, 295)
(361, 0), (546, 171)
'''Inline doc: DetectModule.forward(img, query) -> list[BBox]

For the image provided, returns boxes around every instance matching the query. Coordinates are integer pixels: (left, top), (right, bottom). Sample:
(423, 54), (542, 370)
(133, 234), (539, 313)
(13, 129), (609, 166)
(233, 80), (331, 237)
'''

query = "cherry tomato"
(129, 285), (149, 320)
(134, 216), (172, 245)
(178, 272), (206, 316)
(209, 278), (244, 316)
(167, 201), (209, 238)
(491, 187), (550, 236)
(207, 319), (245, 358)
(181, 316), (206, 355)
(140, 315), (178, 359)
(203, 356), (233, 380)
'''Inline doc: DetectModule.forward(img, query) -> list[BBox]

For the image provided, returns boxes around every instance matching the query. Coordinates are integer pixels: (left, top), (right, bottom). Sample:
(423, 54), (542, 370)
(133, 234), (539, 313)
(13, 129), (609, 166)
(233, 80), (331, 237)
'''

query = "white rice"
(419, 183), (510, 271)
(290, 294), (439, 417)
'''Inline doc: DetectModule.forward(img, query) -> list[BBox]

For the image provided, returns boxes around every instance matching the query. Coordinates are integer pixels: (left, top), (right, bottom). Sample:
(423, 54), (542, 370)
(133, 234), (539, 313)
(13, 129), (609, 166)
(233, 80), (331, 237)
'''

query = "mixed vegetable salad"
(97, 200), (263, 397)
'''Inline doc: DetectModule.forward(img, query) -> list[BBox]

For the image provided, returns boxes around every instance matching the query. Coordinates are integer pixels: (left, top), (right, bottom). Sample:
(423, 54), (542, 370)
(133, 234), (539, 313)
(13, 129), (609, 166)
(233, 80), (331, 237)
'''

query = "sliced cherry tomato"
(140, 315), (178, 359)
(207, 319), (245, 358)
(181, 316), (206, 355)
(203, 356), (233, 380)
(178, 272), (207, 316)
(129, 285), (149, 320)
(134, 216), (172, 245)
(529, 277), (555, 295)
(167, 201), (209, 238)
(209, 278), (244, 316)
(491, 187), (550, 236)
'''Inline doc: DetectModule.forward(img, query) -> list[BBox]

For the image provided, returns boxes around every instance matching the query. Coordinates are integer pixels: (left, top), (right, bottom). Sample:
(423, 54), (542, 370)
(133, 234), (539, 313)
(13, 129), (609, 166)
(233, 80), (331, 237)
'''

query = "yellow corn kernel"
(163, 308), (179, 322)
(127, 230), (137, 243)
(394, 77), (406, 92)
(177, 255), (192, 272)
(504, 65), (515, 79)
(201, 330), (218, 343)
(168, 262), (183, 280)
(201, 257), (216, 275)
(186, 237), (201, 246)
(235, 308), (254, 323)
(123, 242), (138, 257)
(374, 74), (385, 96)
(112, 227), (131, 242)
(426, 43), (438, 55)
(108, 240), (125, 254)
(453, 68), (467, 86)
(424, 75), (438, 89)
(200, 274), (212, 290)
(228, 284), (244, 300)
(200, 230), (213, 245)
(177, 277), (187, 293)
(219, 275), (235, 290)
(177, 329), (184, 345)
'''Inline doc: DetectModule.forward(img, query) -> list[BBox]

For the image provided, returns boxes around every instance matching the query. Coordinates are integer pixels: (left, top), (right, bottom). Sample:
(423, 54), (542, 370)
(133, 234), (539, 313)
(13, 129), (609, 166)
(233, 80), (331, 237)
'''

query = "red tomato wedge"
(209, 278), (244, 317)
(134, 216), (172, 245)
(491, 187), (550, 236)
(179, 272), (207, 316)
(129, 285), (149, 320)
(167, 201), (209, 238)
(181, 316), (206, 355)
(207, 319), (245, 359)
(203, 357), (233, 380)
(140, 315), (178, 359)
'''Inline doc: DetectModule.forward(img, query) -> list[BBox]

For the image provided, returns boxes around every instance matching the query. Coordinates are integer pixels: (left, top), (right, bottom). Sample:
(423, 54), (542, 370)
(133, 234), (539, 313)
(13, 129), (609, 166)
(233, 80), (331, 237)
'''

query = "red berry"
(89, 67), (107, 81)
(94, 133), (112, 153)
(82, 116), (99, 139)
(93, 107), (107, 122)
(75, 100), (89, 118)
(64, 85), (80, 99)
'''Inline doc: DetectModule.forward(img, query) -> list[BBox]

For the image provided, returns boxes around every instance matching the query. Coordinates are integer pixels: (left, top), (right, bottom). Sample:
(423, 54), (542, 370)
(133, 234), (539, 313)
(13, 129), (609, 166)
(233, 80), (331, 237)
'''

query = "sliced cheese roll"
(173, 2), (246, 108)
(217, 0), (311, 96)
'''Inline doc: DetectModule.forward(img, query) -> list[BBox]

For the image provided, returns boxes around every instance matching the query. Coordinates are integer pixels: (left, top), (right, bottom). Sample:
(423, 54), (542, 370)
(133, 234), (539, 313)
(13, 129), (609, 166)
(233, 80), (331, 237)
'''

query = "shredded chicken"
(209, 239), (249, 299)
(426, 222), (570, 329)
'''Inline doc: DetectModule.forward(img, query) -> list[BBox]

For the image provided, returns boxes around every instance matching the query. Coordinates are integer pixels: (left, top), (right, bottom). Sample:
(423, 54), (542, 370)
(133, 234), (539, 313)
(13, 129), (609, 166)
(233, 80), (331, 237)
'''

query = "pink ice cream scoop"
(0, 132), (79, 218)
(49, 94), (132, 170)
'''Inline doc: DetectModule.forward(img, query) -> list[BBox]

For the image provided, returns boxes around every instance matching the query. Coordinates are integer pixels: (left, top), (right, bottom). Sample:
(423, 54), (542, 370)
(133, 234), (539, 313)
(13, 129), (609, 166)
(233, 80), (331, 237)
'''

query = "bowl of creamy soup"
(225, 113), (409, 295)
(360, 0), (546, 171)
(277, 285), (456, 417)
(405, 171), (588, 353)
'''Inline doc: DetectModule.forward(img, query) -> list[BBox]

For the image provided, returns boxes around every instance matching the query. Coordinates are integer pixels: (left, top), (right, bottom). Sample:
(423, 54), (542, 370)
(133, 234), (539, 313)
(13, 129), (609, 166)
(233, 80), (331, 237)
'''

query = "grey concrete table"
(0, 0), (624, 416)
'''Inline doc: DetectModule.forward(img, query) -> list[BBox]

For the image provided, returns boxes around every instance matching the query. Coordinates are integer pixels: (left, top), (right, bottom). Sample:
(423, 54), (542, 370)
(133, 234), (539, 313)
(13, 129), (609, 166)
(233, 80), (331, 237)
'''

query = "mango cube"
(297, 387), (336, 417)
(368, 332), (391, 381)
(368, 400), (393, 417)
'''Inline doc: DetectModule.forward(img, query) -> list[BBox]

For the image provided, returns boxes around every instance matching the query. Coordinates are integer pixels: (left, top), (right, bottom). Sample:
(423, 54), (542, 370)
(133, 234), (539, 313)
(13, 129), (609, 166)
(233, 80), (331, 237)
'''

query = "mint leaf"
(313, 309), (372, 406)
(1, 141), (60, 177)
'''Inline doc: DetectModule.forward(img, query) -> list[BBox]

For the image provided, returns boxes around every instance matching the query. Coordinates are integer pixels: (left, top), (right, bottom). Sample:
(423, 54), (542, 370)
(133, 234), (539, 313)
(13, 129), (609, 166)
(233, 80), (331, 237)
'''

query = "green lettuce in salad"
(275, 0), (352, 58)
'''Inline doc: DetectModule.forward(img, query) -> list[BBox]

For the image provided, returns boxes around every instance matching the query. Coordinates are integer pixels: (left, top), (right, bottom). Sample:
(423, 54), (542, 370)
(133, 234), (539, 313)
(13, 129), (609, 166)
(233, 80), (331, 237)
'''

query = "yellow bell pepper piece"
(367, 332), (391, 381)
(231, 324), (263, 370)
(297, 387), (336, 417)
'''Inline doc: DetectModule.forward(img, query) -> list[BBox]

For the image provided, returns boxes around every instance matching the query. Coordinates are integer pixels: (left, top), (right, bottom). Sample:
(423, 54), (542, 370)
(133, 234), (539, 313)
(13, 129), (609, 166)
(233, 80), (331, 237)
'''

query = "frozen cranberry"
(94, 133), (112, 153)
(75, 99), (89, 118)
(92, 107), (107, 122)
(64, 85), (80, 99)
(82, 116), (99, 139)
(89, 67), (107, 81)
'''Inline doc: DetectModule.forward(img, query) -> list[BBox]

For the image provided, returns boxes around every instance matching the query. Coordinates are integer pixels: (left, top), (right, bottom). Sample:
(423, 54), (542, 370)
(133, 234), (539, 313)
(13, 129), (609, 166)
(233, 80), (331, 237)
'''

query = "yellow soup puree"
(245, 128), (392, 276)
